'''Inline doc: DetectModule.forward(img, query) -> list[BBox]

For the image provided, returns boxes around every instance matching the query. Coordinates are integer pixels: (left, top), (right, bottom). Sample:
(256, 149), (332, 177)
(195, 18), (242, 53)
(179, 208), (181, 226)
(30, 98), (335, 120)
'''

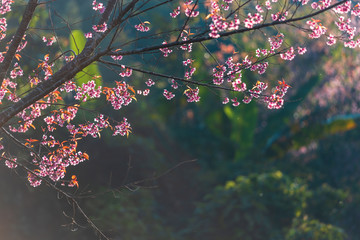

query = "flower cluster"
(5, 158), (17, 169)
(163, 89), (175, 100)
(85, 32), (93, 38)
(326, 34), (337, 46)
(0, 17), (7, 41)
(45, 105), (79, 128)
(184, 87), (200, 102)
(27, 173), (42, 187)
(250, 62), (269, 75)
(184, 5), (199, 17)
(0, 0), (13, 15)
(34, 139), (89, 182)
(170, 6), (180, 18)
(335, 16), (356, 40)
(119, 65), (133, 77)
(184, 60), (196, 80)
(160, 41), (173, 57)
(42, 36), (56, 46)
(92, 22), (107, 32)
(74, 80), (102, 102)
(306, 19), (327, 39)
(244, 13), (263, 28)
(271, 11), (288, 21)
(179, 31), (193, 52)
(231, 97), (240, 106)
(103, 81), (136, 110)
(212, 65), (226, 85)
(225, 56), (242, 80)
(113, 117), (131, 137)
(10, 63), (23, 79)
(37, 54), (54, 80)
(92, 0), (105, 13)
(111, 54), (123, 61)
(280, 47), (296, 61)
(135, 22), (150, 32)
(208, 1), (240, 38)
(60, 80), (77, 92)
(268, 33), (284, 51)
(232, 76), (247, 92)
(171, 79), (178, 89)
(265, 80), (290, 109)
(311, 0), (332, 10)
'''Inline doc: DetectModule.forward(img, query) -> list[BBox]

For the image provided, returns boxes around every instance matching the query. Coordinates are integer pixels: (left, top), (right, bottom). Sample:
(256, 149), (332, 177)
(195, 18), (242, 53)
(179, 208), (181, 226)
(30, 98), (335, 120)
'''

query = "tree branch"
(0, 0), (38, 82)
(113, 0), (347, 56)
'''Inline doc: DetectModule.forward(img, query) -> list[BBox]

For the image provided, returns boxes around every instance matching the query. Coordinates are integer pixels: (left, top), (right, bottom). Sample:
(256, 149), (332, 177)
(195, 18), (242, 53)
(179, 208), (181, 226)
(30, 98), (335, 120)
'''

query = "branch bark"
(0, 0), (38, 82)
(114, 0), (347, 56)
(0, 0), (143, 127)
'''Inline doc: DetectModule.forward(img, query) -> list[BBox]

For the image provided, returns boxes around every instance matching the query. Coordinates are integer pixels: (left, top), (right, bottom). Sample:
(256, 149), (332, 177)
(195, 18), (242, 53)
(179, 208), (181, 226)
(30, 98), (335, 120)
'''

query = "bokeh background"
(1, 1), (360, 239)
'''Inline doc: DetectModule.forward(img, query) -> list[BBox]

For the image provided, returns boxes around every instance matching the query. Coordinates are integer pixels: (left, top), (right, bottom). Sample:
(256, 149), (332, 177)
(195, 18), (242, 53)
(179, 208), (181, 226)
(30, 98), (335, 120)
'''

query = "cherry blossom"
(1, 0), (359, 192)
(184, 87), (200, 102)
(163, 89), (175, 100)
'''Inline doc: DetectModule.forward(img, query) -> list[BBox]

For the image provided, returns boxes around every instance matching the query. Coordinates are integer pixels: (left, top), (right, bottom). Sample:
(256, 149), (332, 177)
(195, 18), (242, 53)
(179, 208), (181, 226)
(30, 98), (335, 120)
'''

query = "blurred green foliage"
(286, 218), (346, 240)
(188, 171), (308, 240)
(85, 189), (175, 240)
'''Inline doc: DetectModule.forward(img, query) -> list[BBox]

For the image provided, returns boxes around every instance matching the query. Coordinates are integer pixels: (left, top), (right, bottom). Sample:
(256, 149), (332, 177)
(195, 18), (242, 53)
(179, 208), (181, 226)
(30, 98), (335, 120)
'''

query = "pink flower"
(5, 158), (17, 169)
(135, 22), (150, 32)
(184, 87), (200, 102)
(146, 79), (155, 87)
(170, 6), (180, 18)
(160, 41), (172, 57)
(85, 32), (93, 38)
(163, 89), (175, 100)
(92, 0), (105, 13)
(113, 118), (131, 137)
(231, 97), (240, 106)
(297, 47), (307, 55)
(92, 22), (107, 33)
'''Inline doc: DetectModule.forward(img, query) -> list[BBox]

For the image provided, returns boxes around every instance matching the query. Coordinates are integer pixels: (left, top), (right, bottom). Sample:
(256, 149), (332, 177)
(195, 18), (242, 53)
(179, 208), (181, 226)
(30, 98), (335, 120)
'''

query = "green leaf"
(69, 30), (102, 87)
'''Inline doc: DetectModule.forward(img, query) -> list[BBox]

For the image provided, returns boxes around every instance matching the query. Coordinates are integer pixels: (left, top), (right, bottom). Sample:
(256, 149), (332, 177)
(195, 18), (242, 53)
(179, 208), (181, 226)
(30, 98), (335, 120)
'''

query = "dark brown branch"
(176, 0), (199, 42)
(98, 59), (234, 91)
(128, 0), (176, 19)
(0, 0), (131, 127)
(99, 49), (280, 94)
(0, 0), (38, 82)
(1, 127), (110, 240)
(98, 0), (117, 24)
(126, 159), (197, 188)
(113, 0), (347, 56)
(0, 52), (101, 127)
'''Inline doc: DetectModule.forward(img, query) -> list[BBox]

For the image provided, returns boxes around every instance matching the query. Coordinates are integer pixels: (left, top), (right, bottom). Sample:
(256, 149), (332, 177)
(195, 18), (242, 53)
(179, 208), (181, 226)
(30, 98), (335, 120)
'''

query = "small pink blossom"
(135, 22), (150, 32)
(92, 22), (107, 33)
(5, 158), (17, 169)
(163, 89), (175, 100)
(160, 41), (173, 57)
(297, 46), (307, 55)
(170, 6), (180, 18)
(85, 32), (93, 38)
(113, 118), (131, 137)
(146, 79), (155, 87)
(184, 87), (200, 102)
(92, 0), (105, 13)
(231, 97), (240, 106)
(171, 79), (178, 89)
(143, 89), (150, 96)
